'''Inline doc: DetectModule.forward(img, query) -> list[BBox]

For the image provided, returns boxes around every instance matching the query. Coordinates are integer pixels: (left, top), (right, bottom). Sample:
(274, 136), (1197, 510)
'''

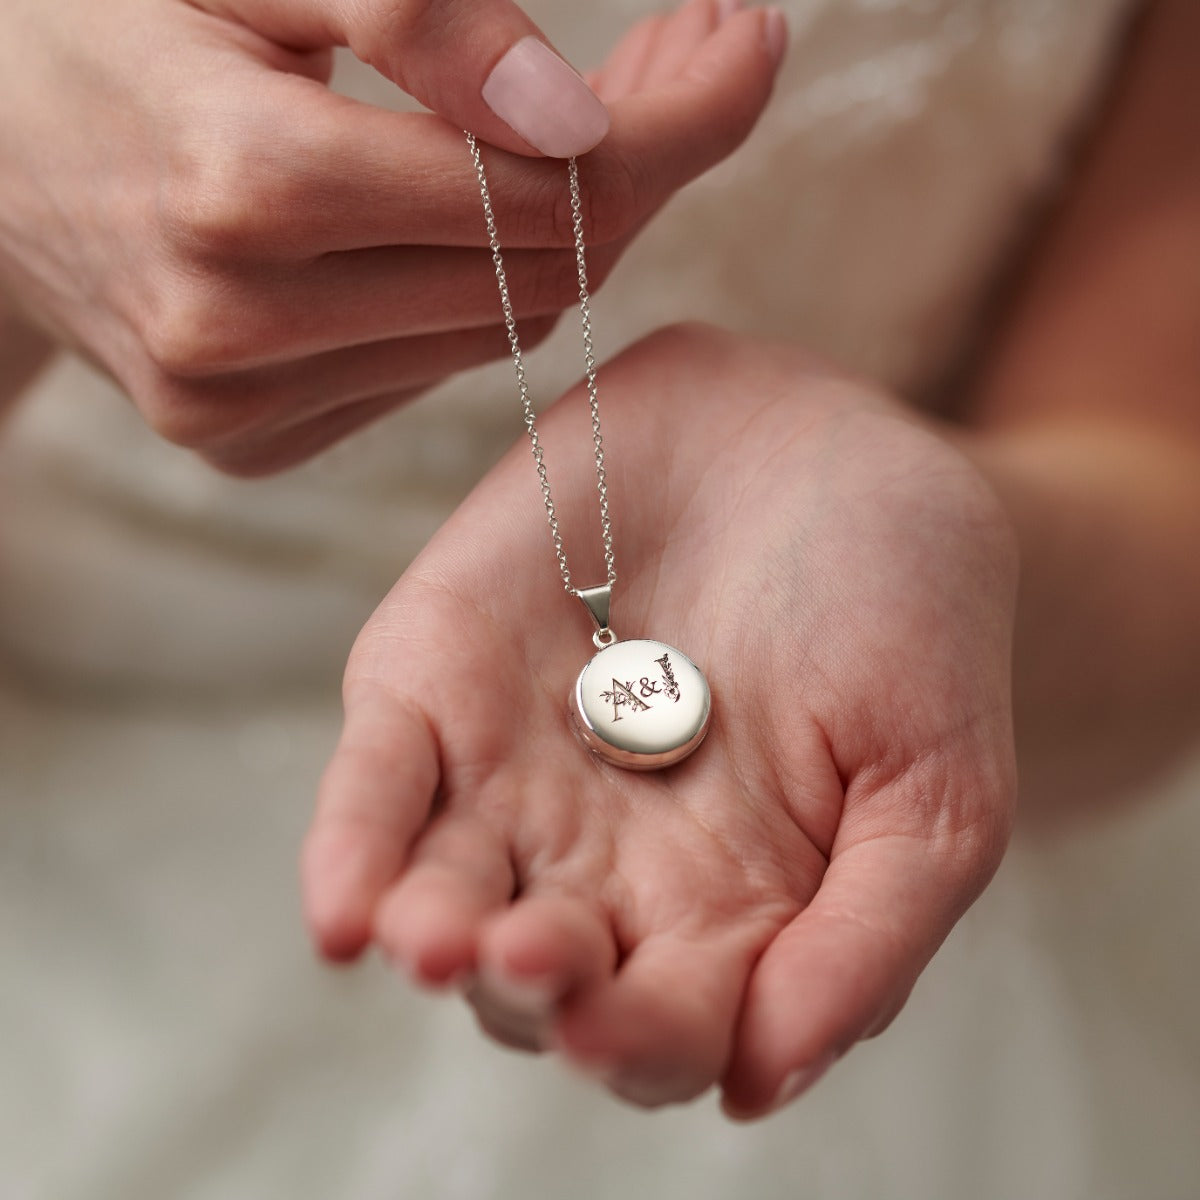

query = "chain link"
(467, 133), (616, 595)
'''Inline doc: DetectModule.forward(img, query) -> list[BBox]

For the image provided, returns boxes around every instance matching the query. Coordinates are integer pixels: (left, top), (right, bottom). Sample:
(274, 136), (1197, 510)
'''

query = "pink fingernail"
(717, 0), (742, 21)
(482, 37), (611, 158)
(763, 8), (789, 68)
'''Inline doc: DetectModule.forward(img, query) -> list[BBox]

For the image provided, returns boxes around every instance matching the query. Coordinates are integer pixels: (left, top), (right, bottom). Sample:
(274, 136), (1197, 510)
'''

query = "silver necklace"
(467, 133), (711, 771)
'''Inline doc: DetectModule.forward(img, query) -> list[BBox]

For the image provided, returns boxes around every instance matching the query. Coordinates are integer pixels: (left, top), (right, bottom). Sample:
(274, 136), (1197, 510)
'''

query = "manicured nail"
(482, 37), (611, 158)
(763, 7), (789, 68)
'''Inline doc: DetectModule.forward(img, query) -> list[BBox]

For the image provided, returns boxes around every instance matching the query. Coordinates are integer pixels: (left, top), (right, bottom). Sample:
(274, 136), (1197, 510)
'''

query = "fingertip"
(720, 1049), (838, 1121)
(310, 922), (370, 965)
(302, 678), (441, 968)
(481, 36), (611, 158)
(300, 869), (374, 965)
(597, 2), (786, 211)
(718, 910), (901, 1112)
(762, 7), (789, 71)
(694, 3), (788, 84)
(550, 932), (756, 1108)
(375, 907), (478, 989)
(476, 893), (618, 1003)
(370, 811), (516, 991)
(721, 829), (979, 1113)
(300, 828), (376, 962)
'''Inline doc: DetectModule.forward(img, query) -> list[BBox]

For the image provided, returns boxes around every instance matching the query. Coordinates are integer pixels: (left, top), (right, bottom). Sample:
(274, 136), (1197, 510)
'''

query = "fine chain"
(466, 132), (616, 595)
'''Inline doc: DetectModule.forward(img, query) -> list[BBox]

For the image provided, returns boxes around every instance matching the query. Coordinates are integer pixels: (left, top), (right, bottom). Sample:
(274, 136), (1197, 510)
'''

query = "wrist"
(949, 418), (1200, 815)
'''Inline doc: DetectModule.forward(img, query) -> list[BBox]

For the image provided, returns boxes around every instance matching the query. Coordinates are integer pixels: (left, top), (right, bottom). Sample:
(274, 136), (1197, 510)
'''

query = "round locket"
(571, 638), (711, 770)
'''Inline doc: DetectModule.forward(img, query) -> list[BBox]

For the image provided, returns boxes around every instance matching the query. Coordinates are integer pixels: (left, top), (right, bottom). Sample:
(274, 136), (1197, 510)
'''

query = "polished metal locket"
(468, 135), (712, 771)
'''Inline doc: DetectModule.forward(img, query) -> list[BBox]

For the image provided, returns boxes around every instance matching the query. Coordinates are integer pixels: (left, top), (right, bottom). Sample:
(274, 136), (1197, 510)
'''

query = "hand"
(0, 0), (783, 473)
(302, 323), (1018, 1117)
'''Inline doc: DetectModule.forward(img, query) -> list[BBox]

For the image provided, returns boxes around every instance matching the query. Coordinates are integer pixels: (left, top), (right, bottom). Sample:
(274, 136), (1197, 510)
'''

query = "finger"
(602, 5), (784, 206)
(464, 893), (619, 1055)
(200, 390), (418, 477)
(373, 811), (516, 988)
(477, 892), (620, 1009)
(452, 3), (786, 249)
(638, 0), (724, 91)
(194, 0), (609, 157)
(146, 242), (613, 375)
(302, 681), (440, 962)
(591, 15), (666, 105)
(553, 929), (763, 1109)
(464, 980), (553, 1054)
(164, 10), (780, 260)
(149, 316), (557, 454)
(152, 11), (782, 374)
(720, 829), (1003, 1120)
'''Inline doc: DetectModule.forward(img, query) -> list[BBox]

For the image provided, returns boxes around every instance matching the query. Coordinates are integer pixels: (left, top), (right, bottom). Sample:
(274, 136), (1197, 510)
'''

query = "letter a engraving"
(600, 678), (652, 722)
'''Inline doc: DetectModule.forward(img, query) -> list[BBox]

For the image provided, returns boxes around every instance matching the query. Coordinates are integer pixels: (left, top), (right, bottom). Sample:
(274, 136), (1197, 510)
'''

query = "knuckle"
(140, 293), (221, 378)
(138, 271), (263, 377)
(382, 0), (438, 38)
(159, 131), (296, 260)
(349, 0), (440, 81)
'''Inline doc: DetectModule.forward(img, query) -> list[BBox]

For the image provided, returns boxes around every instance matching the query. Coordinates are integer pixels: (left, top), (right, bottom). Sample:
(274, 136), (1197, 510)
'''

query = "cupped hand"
(0, 0), (782, 472)
(303, 324), (1018, 1118)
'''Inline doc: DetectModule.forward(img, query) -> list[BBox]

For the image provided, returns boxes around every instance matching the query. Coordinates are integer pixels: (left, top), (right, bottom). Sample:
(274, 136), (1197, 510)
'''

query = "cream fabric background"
(4, 2), (1199, 1197)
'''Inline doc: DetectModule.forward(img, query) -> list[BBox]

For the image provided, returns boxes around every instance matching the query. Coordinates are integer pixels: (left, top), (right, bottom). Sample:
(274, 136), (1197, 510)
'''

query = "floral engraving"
(600, 655), (682, 722)
(655, 654), (682, 703)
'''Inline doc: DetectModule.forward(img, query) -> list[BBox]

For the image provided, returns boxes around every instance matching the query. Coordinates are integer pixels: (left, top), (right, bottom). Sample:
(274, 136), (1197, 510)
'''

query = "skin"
(0, 0), (782, 472)
(304, 0), (1200, 1120)
(304, 326), (1019, 1115)
(1, 0), (1194, 1131)
(965, 0), (1200, 813)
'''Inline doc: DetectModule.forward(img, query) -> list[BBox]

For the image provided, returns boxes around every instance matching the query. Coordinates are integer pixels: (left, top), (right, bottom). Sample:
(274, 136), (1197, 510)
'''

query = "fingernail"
(716, 0), (742, 21)
(769, 1050), (836, 1111)
(763, 8), (789, 68)
(477, 966), (558, 1015)
(721, 1051), (837, 1121)
(482, 37), (611, 158)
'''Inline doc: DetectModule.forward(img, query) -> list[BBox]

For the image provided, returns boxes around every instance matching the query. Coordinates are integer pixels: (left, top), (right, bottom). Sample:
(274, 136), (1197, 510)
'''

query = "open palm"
(303, 324), (1017, 1118)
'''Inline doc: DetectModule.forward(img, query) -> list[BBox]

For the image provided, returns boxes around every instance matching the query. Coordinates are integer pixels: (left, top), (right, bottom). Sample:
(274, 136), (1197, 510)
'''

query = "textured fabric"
(5, 3), (1200, 1198)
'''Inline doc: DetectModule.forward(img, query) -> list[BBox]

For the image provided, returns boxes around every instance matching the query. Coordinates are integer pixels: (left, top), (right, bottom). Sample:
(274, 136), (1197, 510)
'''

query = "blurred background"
(2, 2), (1198, 1197)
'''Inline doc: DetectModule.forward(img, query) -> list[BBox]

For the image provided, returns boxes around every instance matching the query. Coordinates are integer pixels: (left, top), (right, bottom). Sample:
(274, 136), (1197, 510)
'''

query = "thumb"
(200, 0), (610, 157)
(720, 817), (1008, 1120)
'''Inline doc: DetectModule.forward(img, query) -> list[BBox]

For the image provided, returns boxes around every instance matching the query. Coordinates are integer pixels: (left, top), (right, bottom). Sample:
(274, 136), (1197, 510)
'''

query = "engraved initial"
(601, 679), (652, 723)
